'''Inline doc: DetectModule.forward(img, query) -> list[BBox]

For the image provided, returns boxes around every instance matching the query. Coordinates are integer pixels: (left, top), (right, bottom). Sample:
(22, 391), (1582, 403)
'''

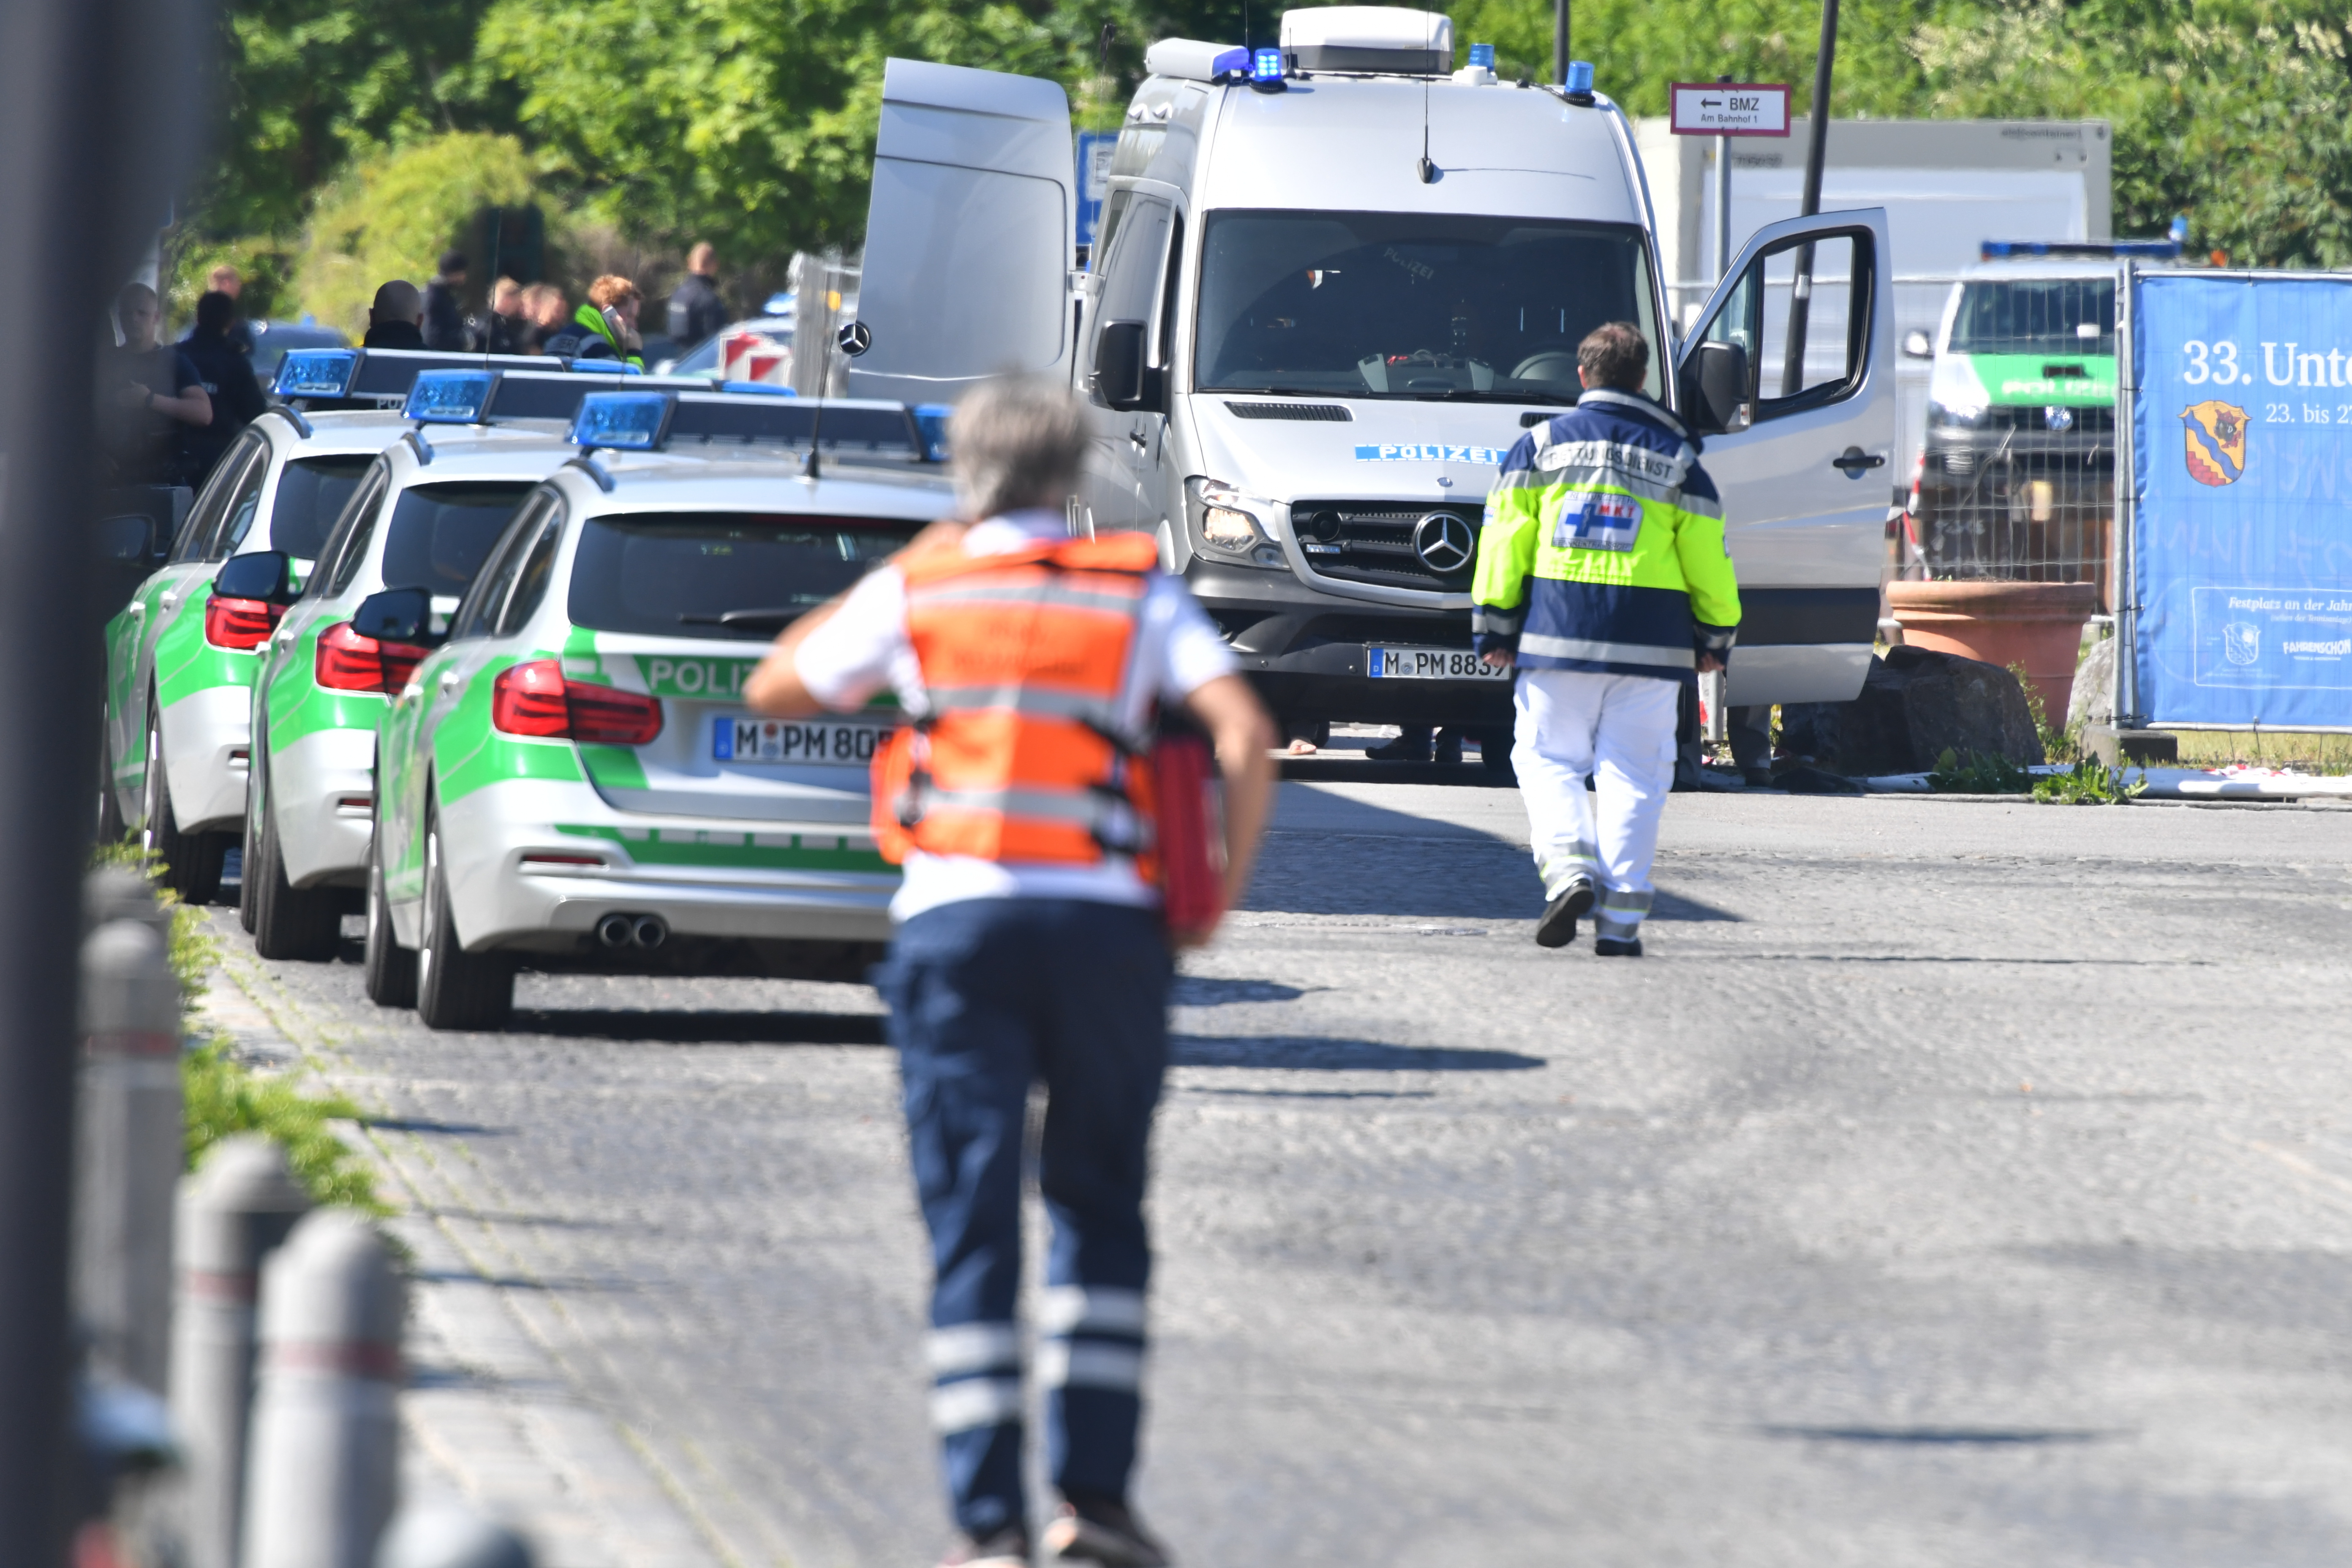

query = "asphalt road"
(208, 781), (2352, 1568)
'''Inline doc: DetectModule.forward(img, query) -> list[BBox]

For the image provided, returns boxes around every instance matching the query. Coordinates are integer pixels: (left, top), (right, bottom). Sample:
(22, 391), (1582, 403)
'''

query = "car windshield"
(264, 455), (374, 559)
(379, 482), (537, 597)
(1951, 279), (2115, 357)
(1194, 210), (1660, 401)
(568, 513), (925, 642)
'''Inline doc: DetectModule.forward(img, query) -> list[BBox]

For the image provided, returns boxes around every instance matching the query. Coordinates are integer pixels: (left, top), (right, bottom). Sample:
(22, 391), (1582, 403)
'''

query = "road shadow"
(1244, 832), (1740, 923)
(1172, 976), (1314, 1006)
(1281, 756), (1519, 788)
(508, 1008), (887, 1046)
(1173, 1034), (1543, 1072)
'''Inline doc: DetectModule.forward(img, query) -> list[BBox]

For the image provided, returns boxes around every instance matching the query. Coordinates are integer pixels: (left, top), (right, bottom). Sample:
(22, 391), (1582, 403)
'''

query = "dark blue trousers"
(875, 897), (1172, 1540)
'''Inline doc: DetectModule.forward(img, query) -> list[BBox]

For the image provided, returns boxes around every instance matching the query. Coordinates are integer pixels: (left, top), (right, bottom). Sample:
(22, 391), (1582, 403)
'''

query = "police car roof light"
(275, 348), (361, 399)
(1209, 46), (1250, 79)
(1563, 60), (1595, 96)
(1251, 47), (1286, 82)
(1981, 239), (2184, 261)
(1469, 42), (1495, 68)
(913, 404), (953, 463)
(404, 370), (499, 424)
(570, 391), (675, 452)
(719, 380), (797, 397)
(665, 394), (925, 458)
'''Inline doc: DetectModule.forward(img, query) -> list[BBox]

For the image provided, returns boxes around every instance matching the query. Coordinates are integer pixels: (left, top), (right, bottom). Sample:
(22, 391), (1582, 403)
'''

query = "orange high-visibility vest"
(871, 531), (1164, 869)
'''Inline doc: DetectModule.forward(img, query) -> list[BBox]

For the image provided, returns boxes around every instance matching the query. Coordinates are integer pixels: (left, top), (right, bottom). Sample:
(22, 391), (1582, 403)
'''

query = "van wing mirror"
(1680, 341), (1749, 436)
(1093, 321), (1163, 413)
(1902, 328), (1934, 359)
(352, 585), (441, 647)
(212, 550), (293, 604)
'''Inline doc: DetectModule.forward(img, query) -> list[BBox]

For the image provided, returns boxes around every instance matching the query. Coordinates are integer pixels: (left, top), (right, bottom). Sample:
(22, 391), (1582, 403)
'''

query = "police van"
(847, 6), (1896, 737)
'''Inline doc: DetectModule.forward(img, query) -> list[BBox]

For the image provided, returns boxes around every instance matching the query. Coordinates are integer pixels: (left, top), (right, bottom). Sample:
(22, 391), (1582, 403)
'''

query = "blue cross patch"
(1554, 493), (1642, 552)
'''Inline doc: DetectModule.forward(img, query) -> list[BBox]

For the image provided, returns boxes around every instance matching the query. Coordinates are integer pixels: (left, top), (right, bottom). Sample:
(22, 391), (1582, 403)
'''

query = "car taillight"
(315, 621), (430, 694)
(204, 595), (280, 650)
(491, 659), (663, 746)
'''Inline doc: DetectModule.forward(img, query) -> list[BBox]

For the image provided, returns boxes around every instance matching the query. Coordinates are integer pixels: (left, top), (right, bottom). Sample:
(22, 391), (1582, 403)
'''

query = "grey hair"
(950, 376), (1089, 520)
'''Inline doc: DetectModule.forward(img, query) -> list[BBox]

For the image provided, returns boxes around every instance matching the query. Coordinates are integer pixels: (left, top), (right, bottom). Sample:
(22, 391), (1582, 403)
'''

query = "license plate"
(713, 716), (894, 765)
(1367, 646), (1506, 680)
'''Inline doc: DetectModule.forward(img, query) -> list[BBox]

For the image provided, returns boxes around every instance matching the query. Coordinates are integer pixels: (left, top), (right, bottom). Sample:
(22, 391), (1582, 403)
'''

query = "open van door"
(844, 59), (1075, 407)
(1675, 208), (1896, 707)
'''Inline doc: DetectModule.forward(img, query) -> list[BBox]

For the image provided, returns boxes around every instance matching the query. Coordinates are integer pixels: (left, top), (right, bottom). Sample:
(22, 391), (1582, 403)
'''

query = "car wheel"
(237, 757), (262, 933)
(248, 761), (340, 961)
(414, 803), (510, 1031)
(97, 730), (126, 844)
(143, 705), (224, 904)
(362, 815), (417, 1008)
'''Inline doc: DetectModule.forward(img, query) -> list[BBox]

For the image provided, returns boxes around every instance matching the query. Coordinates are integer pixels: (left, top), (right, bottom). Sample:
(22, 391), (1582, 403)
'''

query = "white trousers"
(1511, 668), (1679, 941)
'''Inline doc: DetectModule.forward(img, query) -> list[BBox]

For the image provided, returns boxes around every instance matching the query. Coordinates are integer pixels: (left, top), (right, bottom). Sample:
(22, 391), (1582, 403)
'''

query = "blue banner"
(2133, 272), (2352, 727)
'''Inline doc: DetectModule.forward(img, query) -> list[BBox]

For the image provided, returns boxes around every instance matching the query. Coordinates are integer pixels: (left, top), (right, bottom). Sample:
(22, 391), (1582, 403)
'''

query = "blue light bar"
(1252, 47), (1285, 82)
(275, 349), (360, 399)
(1982, 239), (2183, 260)
(570, 391), (675, 451)
(1211, 46), (1250, 79)
(1469, 42), (1495, 69)
(404, 370), (498, 424)
(1563, 60), (1595, 95)
(913, 404), (953, 463)
(719, 380), (796, 397)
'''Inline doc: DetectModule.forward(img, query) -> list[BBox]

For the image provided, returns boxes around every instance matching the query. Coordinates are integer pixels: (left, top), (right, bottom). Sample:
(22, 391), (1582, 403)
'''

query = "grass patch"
(2031, 757), (2146, 806)
(1927, 749), (2034, 794)
(2164, 730), (2352, 774)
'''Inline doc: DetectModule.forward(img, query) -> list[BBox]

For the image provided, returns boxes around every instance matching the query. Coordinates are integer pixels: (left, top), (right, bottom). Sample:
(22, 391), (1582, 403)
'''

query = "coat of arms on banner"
(2224, 621), (2261, 665)
(2182, 400), (2249, 487)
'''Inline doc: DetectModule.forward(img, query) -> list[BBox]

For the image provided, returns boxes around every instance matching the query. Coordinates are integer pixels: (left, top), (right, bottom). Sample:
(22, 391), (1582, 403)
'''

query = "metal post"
(2114, 261), (2140, 727)
(1552, 0), (1568, 86)
(173, 1137), (310, 1568)
(1713, 72), (1734, 285)
(242, 1209), (404, 1568)
(1780, 0), (1841, 396)
(72, 920), (183, 1394)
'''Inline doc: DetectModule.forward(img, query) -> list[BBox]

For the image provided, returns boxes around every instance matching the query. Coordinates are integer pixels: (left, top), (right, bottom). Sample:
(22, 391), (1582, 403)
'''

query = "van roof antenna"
(803, 395), (824, 480)
(1417, 12), (1437, 182)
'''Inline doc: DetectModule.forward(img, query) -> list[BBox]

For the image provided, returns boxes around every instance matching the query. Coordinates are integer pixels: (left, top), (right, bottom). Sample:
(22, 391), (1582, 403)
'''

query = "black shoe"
(1594, 935), (1644, 958)
(1742, 767), (1774, 789)
(939, 1526), (1031, 1568)
(1535, 878), (1595, 948)
(1366, 729), (1432, 762)
(1044, 1497), (1168, 1566)
(1432, 728), (1464, 765)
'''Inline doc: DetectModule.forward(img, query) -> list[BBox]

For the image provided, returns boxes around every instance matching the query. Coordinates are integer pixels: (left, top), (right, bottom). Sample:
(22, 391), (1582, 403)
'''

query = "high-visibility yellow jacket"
(1471, 387), (1740, 680)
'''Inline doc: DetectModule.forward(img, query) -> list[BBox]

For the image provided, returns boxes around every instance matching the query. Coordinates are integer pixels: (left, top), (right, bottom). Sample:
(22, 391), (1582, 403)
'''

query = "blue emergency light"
(719, 380), (796, 397)
(913, 404), (953, 463)
(1469, 43), (1495, 69)
(1563, 60), (1595, 96)
(404, 370), (498, 424)
(1982, 239), (2183, 260)
(1252, 48), (1285, 82)
(570, 391), (673, 451)
(275, 349), (360, 399)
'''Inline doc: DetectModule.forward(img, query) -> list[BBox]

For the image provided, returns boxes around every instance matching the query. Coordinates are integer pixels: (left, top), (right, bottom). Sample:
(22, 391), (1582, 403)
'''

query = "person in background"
(360, 280), (427, 350)
(422, 250), (471, 351)
(478, 276), (529, 355)
(206, 262), (255, 358)
(176, 290), (266, 483)
(542, 275), (645, 368)
(100, 282), (210, 486)
(743, 377), (1278, 1568)
(520, 284), (567, 352)
(666, 242), (727, 350)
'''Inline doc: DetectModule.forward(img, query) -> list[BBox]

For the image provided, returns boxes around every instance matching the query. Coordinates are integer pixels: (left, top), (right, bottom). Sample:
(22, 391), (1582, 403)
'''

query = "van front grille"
(1289, 500), (1480, 592)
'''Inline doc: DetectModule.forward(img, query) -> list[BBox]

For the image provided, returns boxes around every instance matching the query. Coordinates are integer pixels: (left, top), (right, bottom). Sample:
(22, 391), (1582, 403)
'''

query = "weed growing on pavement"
(2009, 661), (2081, 764)
(2031, 757), (2146, 806)
(1928, 748), (2033, 794)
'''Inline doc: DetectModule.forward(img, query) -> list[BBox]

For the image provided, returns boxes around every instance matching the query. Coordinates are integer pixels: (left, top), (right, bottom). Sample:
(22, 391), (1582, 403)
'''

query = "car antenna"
(1417, 13), (1437, 183)
(803, 393), (823, 480)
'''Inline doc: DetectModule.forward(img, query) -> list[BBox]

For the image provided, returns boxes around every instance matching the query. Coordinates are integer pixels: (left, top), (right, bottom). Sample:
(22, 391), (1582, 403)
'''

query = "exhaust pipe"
(631, 915), (667, 950)
(595, 913), (634, 949)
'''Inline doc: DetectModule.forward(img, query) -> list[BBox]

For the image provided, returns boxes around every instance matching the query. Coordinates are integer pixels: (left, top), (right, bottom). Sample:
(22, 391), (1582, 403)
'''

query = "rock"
(1778, 647), (2044, 775)
(2068, 635), (2117, 730)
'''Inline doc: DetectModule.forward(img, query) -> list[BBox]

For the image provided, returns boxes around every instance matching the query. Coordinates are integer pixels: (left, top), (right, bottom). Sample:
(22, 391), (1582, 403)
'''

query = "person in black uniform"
(177, 290), (266, 485)
(360, 280), (427, 350)
(666, 242), (728, 351)
(422, 250), (472, 350)
(100, 282), (210, 486)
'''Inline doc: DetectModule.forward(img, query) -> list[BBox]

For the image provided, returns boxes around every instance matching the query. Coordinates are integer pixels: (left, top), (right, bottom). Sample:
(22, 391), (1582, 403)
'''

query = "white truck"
(845, 7), (1899, 733)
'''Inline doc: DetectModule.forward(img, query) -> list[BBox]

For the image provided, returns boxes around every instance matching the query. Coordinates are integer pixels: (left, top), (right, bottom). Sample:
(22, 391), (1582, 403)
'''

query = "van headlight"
(1185, 477), (1285, 568)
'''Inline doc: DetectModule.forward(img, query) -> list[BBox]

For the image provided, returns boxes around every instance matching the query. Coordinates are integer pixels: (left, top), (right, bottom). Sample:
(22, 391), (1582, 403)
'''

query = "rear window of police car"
(265, 455), (374, 560)
(568, 513), (924, 641)
(381, 482), (538, 596)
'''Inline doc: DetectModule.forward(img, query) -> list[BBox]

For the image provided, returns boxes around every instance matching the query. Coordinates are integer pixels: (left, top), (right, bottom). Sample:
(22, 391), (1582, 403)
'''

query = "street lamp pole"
(1552, 0), (1568, 86)
(1780, 0), (1841, 396)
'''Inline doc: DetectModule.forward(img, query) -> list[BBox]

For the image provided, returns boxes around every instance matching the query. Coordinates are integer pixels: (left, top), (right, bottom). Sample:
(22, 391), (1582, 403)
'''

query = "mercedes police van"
(846, 7), (1896, 738)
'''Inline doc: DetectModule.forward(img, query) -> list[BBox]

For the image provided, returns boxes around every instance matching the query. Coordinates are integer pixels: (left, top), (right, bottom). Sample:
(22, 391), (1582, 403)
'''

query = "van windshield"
(1951, 278), (2115, 357)
(1195, 210), (1659, 401)
(568, 514), (926, 642)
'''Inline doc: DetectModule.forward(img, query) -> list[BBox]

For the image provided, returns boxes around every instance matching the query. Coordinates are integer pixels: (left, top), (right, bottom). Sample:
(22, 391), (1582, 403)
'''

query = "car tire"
(237, 754), (262, 933)
(97, 731), (126, 844)
(248, 763), (340, 961)
(362, 817), (417, 1008)
(414, 803), (510, 1031)
(143, 704), (225, 904)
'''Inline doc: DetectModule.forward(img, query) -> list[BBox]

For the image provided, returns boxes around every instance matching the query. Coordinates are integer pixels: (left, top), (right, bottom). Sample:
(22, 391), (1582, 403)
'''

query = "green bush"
(294, 132), (542, 338)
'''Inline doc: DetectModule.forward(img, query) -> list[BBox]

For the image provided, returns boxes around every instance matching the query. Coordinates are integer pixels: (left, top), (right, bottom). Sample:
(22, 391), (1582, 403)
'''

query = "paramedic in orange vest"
(744, 376), (1277, 1568)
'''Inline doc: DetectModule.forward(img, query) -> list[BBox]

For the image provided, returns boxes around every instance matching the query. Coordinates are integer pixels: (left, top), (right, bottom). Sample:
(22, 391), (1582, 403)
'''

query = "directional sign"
(1669, 82), (1791, 137)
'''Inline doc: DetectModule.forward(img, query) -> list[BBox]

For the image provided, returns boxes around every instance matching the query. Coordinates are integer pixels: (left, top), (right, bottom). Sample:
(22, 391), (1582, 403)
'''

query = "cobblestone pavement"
(203, 785), (2352, 1568)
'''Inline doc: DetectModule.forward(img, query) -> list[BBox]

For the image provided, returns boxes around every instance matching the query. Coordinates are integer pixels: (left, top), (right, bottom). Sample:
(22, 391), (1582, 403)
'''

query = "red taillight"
(316, 621), (433, 694)
(204, 595), (280, 650)
(490, 660), (663, 745)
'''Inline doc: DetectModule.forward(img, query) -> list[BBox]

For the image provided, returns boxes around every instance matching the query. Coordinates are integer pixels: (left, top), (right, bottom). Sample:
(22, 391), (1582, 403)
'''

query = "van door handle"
(1832, 447), (1886, 474)
(1128, 428), (1150, 451)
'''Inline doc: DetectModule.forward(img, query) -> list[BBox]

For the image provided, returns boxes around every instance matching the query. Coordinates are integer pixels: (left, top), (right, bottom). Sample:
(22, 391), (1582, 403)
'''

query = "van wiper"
(678, 607), (807, 632)
(1409, 389), (1578, 404)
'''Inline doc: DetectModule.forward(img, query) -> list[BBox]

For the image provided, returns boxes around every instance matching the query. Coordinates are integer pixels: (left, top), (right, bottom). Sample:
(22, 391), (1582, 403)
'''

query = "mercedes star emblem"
(836, 321), (872, 357)
(1412, 511), (1474, 573)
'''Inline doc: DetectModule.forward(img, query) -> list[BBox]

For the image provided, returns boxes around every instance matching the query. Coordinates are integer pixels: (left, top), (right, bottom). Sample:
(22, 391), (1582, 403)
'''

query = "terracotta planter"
(1886, 580), (2100, 722)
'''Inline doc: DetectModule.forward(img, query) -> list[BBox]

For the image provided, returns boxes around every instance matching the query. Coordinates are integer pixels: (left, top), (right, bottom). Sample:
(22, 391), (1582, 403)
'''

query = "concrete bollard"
(73, 918), (184, 1394)
(241, 1209), (406, 1568)
(376, 1500), (534, 1568)
(85, 864), (173, 940)
(172, 1136), (310, 1568)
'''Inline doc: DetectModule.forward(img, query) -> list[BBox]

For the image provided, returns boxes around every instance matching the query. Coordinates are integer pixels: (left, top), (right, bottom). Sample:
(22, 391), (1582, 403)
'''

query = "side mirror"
(212, 550), (293, 605)
(95, 514), (158, 564)
(1679, 341), (1749, 436)
(1902, 328), (1935, 360)
(1093, 321), (1163, 413)
(352, 585), (440, 647)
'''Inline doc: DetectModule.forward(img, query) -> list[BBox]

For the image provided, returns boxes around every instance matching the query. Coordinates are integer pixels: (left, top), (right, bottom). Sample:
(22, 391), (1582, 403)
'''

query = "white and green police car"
(363, 389), (956, 1029)
(239, 367), (695, 958)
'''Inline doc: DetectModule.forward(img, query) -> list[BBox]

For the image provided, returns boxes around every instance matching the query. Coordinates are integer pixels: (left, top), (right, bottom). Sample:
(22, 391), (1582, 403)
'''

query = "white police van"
(847, 6), (1896, 737)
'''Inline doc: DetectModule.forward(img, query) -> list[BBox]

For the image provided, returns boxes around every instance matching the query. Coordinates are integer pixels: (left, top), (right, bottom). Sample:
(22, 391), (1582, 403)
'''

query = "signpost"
(1074, 131), (1116, 263)
(1669, 82), (1790, 287)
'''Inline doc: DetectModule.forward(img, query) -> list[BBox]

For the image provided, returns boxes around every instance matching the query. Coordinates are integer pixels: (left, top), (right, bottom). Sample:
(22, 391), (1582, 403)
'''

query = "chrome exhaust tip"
(632, 915), (667, 950)
(596, 912), (635, 949)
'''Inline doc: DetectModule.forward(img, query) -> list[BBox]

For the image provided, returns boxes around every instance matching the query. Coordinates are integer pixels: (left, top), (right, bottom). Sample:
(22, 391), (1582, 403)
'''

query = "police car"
(239, 367), (682, 958)
(363, 388), (957, 1029)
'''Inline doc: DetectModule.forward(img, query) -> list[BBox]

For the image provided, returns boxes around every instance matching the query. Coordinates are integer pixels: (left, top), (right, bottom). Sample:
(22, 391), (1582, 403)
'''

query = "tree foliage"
(294, 133), (541, 335)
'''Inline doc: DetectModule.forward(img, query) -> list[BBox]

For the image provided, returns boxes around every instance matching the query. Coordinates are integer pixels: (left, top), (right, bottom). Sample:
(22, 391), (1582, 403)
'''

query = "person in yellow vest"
(745, 376), (1277, 1568)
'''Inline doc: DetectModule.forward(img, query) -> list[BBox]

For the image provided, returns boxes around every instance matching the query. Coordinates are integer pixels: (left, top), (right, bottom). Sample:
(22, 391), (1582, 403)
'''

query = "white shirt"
(793, 510), (1239, 920)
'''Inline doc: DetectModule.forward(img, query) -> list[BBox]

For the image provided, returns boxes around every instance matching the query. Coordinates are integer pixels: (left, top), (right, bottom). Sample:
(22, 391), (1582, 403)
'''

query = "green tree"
(293, 132), (541, 334)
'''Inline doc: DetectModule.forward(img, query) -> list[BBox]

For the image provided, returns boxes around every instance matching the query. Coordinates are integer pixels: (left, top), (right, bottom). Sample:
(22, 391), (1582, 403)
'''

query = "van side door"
(847, 59), (1076, 408)
(1082, 193), (1174, 533)
(1675, 208), (1895, 707)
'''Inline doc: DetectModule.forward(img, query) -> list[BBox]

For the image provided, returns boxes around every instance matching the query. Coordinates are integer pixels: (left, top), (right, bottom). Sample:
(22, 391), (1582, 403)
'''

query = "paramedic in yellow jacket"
(1471, 322), (1742, 956)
